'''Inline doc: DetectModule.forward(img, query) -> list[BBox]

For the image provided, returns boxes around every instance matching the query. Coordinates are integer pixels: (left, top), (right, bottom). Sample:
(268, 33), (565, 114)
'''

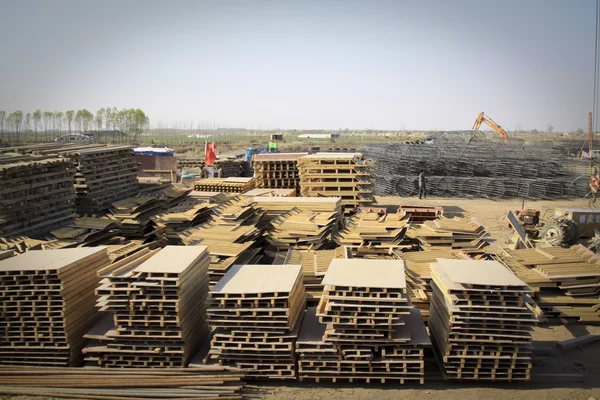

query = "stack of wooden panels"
(60, 145), (139, 215)
(296, 259), (429, 383)
(188, 190), (231, 203)
(243, 188), (297, 197)
(429, 258), (537, 381)
(266, 208), (338, 254)
(206, 264), (306, 380)
(0, 156), (76, 238)
(398, 249), (472, 321)
(280, 246), (351, 303)
(0, 236), (47, 253)
(298, 153), (374, 211)
(0, 248), (110, 366)
(0, 366), (248, 400)
(110, 186), (190, 238)
(496, 245), (600, 323)
(151, 200), (214, 243)
(334, 209), (411, 257)
(252, 197), (342, 222)
(407, 217), (487, 253)
(178, 197), (263, 288)
(253, 153), (307, 194)
(194, 177), (255, 193)
(43, 217), (119, 249)
(83, 246), (211, 367)
(397, 205), (444, 222)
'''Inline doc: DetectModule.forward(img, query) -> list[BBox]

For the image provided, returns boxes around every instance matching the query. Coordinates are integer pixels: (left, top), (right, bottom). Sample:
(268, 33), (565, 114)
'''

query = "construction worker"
(590, 166), (600, 207)
(418, 170), (427, 199)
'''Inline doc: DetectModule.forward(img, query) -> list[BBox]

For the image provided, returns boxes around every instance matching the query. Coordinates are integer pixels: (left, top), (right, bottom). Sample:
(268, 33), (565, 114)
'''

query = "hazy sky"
(0, 0), (598, 131)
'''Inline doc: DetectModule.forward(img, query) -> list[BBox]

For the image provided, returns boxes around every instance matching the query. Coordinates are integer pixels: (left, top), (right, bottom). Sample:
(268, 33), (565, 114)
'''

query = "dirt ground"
(262, 196), (600, 400)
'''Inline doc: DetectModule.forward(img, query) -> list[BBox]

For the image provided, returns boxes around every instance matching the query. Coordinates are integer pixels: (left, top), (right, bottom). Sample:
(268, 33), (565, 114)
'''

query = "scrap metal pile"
(359, 141), (589, 199)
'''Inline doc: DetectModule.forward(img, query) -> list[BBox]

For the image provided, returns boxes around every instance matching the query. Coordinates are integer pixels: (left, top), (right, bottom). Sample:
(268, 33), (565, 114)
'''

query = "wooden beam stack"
(297, 259), (430, 383)
(496, 245), (600, 323)
(0, 156), (76, 238)
(398, 249), (472, 321)
(206, 264), (306, 380)
(429, 258), (537, 381)
(279, 246), (351, 303)
(0, 247), (110, 366)
(407, 217), (487, 253)
(151, 200), (214, 244)
(266, 208), (339, 255)
(194, 177), (255, 193)
(334, 209), (411, 257)
(298, 153), (375, 211)
(60, 145), (139, 215)
(253, 152), (308, 194)
(84, 246), (211, 367)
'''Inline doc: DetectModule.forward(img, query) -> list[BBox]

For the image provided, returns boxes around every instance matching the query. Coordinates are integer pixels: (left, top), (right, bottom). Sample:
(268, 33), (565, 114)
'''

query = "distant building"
(297, 133), (341, 139)
(54, 132), (93, 142)
(133, 147), (174, 157)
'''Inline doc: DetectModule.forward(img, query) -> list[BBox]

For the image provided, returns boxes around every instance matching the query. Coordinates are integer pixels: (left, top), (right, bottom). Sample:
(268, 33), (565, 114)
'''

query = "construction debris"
(0, 366), (248, 400)
(206, 264), (306, 380)
(194, 177), (255, 193)
(298, 259), (430, 383)
(0, 247), (111, 366)
(84, 246), (211, 367)
(298, 153), (375, 211)
(0, 156), (76, 238)
(429, 258), (537, 380)
(496, 245), (600, 323)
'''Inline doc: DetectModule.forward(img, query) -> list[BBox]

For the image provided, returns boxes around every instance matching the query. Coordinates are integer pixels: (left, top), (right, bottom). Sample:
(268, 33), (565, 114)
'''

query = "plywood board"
(134, 245), (209, 274)
(322, 259), (406, 289)
(435, 258), (526, 287)
(211, 264), (302, 294)
(0, 247), (107, 272)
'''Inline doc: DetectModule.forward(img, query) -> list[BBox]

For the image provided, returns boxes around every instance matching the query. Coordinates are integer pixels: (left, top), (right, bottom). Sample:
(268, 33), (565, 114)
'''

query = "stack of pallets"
(496, 245), (600, 323)
(279, 246), (351, 303)
(253, 153), (307, 194)
(298, 153), (374, 211)
(407, 217), (487, 253)
(194, 177), (255, 193)
(206, 264), (306, 380)
(61, 145), (139, 215)
(296, 259), (430, 383)
(334, 209), (411, 257)
(188, 190), (230, 203)
(266, 208), (339, 255)
(398, 249), (472, 321)
(242, 188), (297, 197)
(83, 246), (211, 367)
(429, 258), (537, 381)
(151, 201), (214, 243)
(0, 156), (76, 238)
(179, 197), (263, 288)
(252, 197), (342, 222)
(109, 186), (190, 238)
(0, 248), (110, 366)
(43, 217), (119, 249)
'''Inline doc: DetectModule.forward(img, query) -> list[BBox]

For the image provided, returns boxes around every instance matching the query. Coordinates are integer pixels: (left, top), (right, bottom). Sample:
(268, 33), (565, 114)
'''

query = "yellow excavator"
(472, 112), (509, 143)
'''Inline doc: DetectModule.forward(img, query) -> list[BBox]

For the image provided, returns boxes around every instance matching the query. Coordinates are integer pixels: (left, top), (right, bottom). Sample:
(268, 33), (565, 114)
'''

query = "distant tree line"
(0, 108), (150, 144)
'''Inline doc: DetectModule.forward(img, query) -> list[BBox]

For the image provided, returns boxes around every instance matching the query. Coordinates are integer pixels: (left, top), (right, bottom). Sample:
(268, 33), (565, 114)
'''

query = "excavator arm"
(472, 112), (509, 143)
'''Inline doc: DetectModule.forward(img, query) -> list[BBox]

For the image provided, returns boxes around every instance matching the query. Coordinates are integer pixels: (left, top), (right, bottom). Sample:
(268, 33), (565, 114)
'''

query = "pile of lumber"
(243, 188), (296, 197)
(406, 217), (487, 253)
(429, 258), (537, 381)
(42, 217), (119, 249)
(83, 246), (211, 367)
(496, 245), (600, 323)
(252, 196), (342, 223)
(206, 264), (306, 380)
(0, 366), (248, 400)
(297, 259), (430, 383)
(109, 186), (190, 238)
(179, 197), (263, 288)
(397, 205), (443, 222)
(0, 248), (110, 366)
(60, 145), (139, 215)
(266, 208), (339, 255)
(194, 177), (255, 193)
(0, 236), (48, 252)
(398, 249), (472, 321)
(177, 158), (204, 169)
(334, 209), (411, 257)
(151, 200), (214, 243)
(253, 152), (307, 194)
(0, 156), (76, 238)
(278, 246), (351, 303)
(298, 153), (375, 211)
